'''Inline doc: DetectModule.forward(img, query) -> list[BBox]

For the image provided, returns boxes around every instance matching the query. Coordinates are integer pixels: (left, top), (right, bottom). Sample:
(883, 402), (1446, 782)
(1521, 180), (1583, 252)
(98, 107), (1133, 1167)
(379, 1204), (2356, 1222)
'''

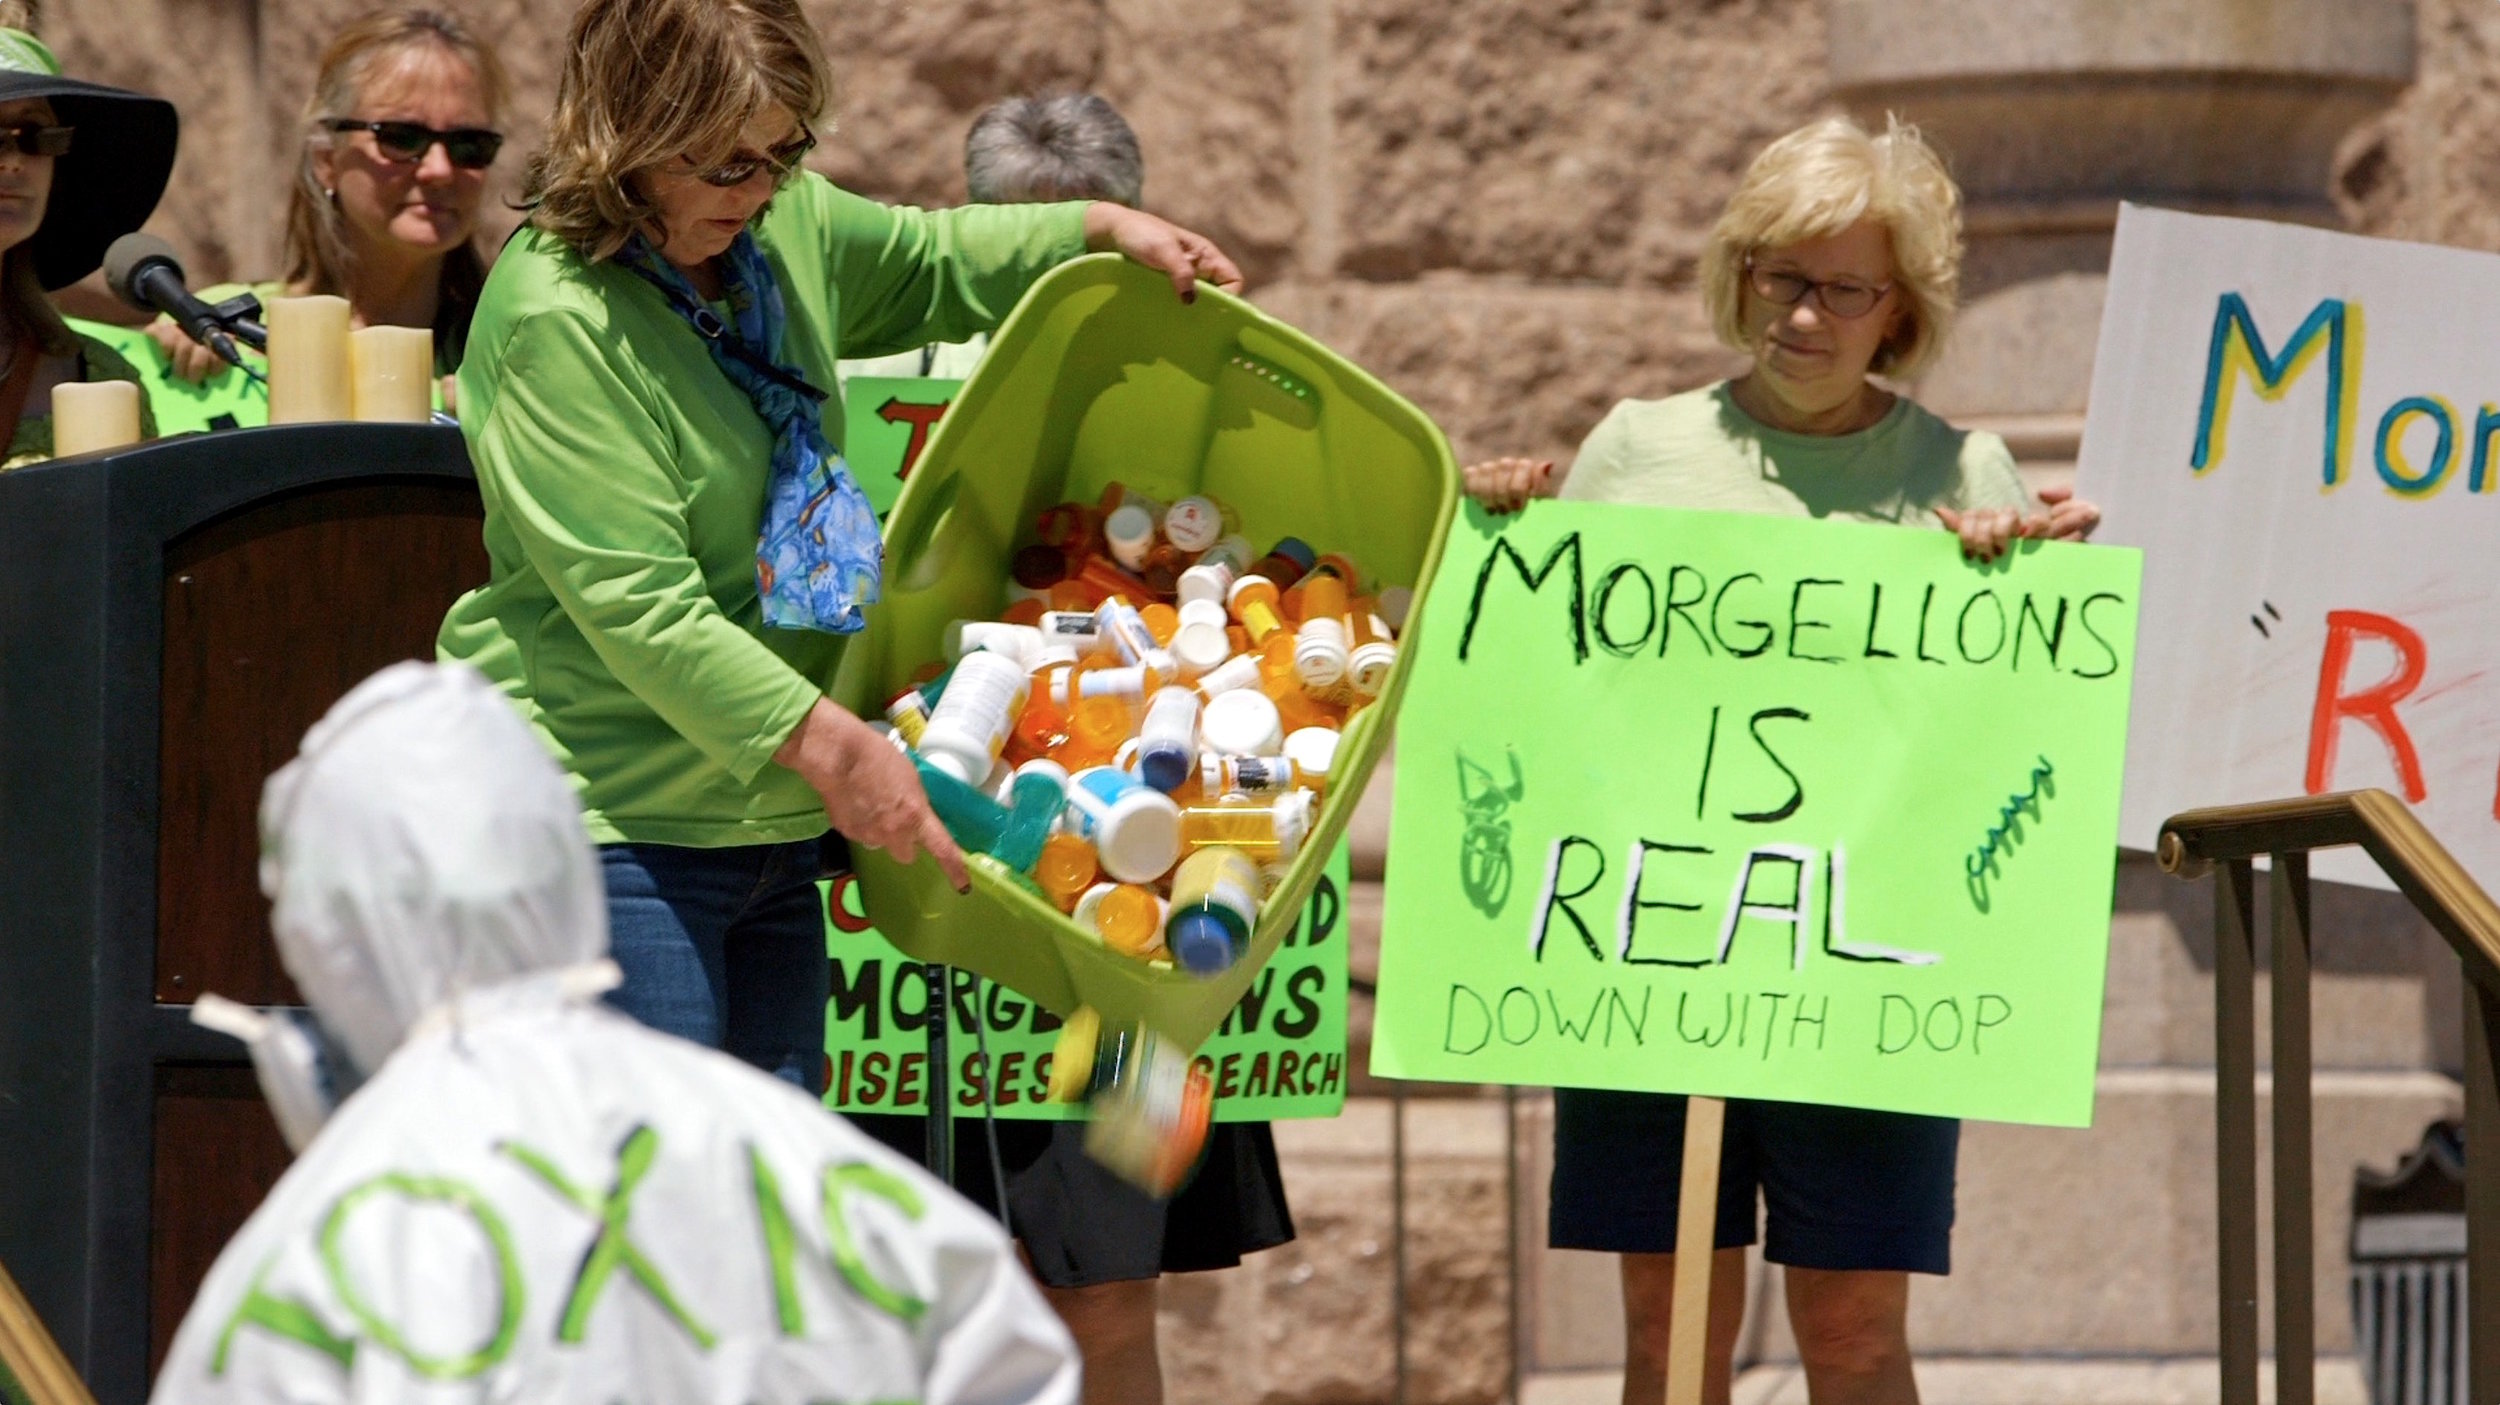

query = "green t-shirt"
(1560, 381), (2030, 524)
(438, 174), (1089, 846)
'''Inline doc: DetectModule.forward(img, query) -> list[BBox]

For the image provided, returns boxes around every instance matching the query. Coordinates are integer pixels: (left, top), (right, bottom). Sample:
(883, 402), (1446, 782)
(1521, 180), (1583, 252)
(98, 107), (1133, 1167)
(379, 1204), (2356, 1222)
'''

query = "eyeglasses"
(1745, 256), (1892, 320)
(689, 132), (817, 189)
(321, 119), (504, 170)
(0, 123), (71, 158)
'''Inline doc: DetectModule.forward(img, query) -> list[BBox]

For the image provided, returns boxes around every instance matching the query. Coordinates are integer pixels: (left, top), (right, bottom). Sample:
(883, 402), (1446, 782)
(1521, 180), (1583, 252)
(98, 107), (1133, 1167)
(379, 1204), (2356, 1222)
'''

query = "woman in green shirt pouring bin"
(437, 0), (1240, 1097)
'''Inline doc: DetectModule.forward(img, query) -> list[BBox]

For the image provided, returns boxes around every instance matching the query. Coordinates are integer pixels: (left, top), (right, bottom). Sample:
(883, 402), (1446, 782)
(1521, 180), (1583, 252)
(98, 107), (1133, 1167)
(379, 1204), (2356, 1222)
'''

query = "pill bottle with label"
(1164, 496), (1223, 553)
(945, 620), (1044, 669)
(1346, 603), (1397, 696)
(1177, 789), (1312, 863)
(1199, 754), (1303, 796)
(1164, 846), (1262, 976)
(1064, 766), (1183, 883)
(1227, 575), (1293, 646)
(1037, 609), (1104, 653)
(919, 651), (1029, 784)
(1293, 571), (1350, 688)
(1134, 686), (1201, 793)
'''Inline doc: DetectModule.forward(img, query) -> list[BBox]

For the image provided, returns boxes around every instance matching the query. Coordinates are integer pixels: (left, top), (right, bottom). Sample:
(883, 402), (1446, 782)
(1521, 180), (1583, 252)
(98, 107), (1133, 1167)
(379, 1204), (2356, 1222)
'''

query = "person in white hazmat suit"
(153, 661), (1079, 1405)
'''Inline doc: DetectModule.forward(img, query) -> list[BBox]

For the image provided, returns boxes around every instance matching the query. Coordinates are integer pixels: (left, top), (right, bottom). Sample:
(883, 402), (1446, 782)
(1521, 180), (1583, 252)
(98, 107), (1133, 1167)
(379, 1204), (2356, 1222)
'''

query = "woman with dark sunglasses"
(437, 0), (1239, 1117)
(0, 4), (172, 468)
(124, 8), (504, 423)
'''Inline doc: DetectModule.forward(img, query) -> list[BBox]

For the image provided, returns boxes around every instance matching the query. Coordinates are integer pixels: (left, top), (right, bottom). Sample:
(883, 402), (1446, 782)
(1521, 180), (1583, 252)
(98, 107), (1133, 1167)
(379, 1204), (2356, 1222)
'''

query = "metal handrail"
(2157, 788), (2500, 1405)
(2161, 789), (2500, 992)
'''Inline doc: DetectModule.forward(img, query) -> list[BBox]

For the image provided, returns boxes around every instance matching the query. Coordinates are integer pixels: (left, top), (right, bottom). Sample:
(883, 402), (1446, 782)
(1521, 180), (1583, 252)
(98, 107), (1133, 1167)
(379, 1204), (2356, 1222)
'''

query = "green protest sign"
(1370, 503), (2141, 1128)
(841, 376), (961, 515)
(68, 318), (269, 436)
(823, 842), (1352, 1121)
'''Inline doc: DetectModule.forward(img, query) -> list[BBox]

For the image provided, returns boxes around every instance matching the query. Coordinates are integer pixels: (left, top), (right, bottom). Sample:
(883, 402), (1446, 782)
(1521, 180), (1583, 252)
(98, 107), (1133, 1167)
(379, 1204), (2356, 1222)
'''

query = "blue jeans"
(600, 840), (830, 1094)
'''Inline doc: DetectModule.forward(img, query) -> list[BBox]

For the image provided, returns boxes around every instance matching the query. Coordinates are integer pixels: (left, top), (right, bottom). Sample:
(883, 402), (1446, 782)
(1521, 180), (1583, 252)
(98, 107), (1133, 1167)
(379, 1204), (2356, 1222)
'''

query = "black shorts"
(850, 1112), (1296, 1289)
(1548, 1089), (1958, 1275)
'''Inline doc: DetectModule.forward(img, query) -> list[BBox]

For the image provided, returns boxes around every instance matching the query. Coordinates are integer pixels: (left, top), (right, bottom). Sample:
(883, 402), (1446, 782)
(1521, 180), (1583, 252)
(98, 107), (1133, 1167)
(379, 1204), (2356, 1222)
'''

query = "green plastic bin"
(832, 254), (1457, 1050)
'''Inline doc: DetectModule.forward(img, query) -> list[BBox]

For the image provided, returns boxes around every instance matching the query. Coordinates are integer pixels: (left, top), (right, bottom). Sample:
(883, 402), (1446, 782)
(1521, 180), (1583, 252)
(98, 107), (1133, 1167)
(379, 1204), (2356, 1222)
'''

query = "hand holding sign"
(1372, 503), (2141, 1128)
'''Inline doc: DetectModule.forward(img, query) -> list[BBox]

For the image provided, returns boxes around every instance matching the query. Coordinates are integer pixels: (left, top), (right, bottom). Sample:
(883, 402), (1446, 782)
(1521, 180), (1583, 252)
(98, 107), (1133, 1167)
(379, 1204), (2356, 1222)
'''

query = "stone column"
(1827, 0), (2415, 471)
(1796, 4), (2458, 1380)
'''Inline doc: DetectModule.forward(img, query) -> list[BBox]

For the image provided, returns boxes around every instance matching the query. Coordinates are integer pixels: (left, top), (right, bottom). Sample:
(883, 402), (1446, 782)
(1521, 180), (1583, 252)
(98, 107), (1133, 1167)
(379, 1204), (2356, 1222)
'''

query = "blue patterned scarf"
(620, 231), (881, 633)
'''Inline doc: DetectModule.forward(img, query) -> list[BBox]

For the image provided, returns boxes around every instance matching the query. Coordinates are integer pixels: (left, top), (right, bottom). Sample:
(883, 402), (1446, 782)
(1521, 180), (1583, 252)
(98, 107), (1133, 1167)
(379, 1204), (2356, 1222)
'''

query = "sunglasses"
(0, 123), (71, 158)
(690, 132), (817, 189)
(322, 118), (504, 170)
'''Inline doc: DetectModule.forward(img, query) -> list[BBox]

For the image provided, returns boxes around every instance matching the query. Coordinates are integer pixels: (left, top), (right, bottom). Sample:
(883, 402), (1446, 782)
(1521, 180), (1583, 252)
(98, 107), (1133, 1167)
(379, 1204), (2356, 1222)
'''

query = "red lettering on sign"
(2306, 610), (2428, 801)
(879, 397), (951, 481)
(824, 873), (872, 934)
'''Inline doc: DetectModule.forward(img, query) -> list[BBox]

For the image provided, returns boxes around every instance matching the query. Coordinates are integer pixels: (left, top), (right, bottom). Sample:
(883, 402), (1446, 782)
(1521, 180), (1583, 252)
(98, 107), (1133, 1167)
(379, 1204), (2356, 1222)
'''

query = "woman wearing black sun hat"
(0, 8), (176, 468)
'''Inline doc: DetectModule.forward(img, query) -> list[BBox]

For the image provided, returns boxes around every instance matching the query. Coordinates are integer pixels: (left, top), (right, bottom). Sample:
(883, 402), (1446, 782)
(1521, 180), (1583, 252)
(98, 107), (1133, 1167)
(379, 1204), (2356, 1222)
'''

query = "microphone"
(104, 234), (255, 369)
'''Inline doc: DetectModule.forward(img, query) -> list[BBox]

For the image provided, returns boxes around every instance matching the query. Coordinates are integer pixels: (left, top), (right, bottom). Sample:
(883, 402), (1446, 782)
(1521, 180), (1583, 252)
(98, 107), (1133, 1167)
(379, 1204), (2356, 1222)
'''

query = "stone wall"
(40, 0), (1826, 468)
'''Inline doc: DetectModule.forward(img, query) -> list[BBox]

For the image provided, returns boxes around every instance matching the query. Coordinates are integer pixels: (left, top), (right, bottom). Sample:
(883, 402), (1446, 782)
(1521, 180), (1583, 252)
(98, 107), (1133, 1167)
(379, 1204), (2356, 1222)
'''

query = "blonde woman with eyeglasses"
(437, 0), (1240, 1101)
(1464, 117), (2101, 1405)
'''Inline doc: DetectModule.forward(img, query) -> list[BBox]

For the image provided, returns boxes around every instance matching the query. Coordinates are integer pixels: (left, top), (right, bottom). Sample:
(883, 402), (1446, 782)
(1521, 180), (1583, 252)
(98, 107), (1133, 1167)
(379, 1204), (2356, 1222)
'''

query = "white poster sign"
(2078, 204), (2500, 891)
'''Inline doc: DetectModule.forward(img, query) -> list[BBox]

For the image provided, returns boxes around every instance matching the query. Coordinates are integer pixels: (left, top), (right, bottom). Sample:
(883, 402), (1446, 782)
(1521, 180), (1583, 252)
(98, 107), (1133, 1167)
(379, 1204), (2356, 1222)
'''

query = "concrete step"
(1524, 1358), (2368, 1405)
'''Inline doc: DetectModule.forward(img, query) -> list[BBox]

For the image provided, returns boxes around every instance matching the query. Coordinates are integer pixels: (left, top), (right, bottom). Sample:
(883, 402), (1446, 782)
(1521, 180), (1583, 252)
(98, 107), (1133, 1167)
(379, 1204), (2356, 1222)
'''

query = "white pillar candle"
(49, 380), (141, 458)
(266, 294), (353, 424)
(350, 325), (434, 423)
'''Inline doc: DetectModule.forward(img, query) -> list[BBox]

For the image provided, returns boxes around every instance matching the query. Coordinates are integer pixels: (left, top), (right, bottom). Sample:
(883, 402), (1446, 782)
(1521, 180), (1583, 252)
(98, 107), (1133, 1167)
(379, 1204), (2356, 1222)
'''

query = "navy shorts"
(1549, 1089), (1958, 1275)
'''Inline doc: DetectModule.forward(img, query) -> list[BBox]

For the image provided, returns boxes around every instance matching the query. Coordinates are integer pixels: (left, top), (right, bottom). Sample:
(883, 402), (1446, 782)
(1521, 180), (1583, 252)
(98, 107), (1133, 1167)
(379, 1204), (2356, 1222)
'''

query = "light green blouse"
(438, 174), (1089, 846)
(1561, 381), (2030, 524)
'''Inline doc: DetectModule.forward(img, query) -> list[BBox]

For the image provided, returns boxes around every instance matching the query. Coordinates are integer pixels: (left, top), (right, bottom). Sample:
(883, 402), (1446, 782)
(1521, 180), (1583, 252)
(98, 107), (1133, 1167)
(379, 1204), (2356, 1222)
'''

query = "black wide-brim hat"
(0, 29), (177, 290)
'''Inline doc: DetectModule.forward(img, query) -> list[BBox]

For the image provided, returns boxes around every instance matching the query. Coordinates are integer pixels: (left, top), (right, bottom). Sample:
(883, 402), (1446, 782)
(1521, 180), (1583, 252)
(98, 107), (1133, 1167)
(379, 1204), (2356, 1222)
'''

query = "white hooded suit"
(152, 663), (1078, 1405)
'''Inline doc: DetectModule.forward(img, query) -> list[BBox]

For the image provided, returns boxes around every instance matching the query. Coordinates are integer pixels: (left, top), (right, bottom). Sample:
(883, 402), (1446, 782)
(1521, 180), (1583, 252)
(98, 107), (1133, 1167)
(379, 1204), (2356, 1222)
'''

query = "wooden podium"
(0, 425), (485, 1403)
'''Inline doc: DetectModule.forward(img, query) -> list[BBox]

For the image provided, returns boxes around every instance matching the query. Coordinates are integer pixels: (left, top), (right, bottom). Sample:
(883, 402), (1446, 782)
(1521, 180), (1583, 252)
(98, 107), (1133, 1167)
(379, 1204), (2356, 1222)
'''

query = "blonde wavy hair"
(288, 10), (506, 369)
(1700, 115), (1964, 381)
(525, 0), (831, 263)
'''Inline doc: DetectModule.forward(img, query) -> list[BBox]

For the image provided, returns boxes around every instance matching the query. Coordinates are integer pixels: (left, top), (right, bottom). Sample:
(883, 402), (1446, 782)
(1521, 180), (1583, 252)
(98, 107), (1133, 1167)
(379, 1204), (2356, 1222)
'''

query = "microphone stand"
(202, 292), (269, 355)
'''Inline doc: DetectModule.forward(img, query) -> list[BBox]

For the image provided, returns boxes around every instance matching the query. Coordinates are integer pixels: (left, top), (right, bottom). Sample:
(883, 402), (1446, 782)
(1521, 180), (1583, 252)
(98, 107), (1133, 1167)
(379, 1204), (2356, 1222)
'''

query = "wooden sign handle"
(1665, 1095), (1728, 1405)
(0, 1259), (96, 1405)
